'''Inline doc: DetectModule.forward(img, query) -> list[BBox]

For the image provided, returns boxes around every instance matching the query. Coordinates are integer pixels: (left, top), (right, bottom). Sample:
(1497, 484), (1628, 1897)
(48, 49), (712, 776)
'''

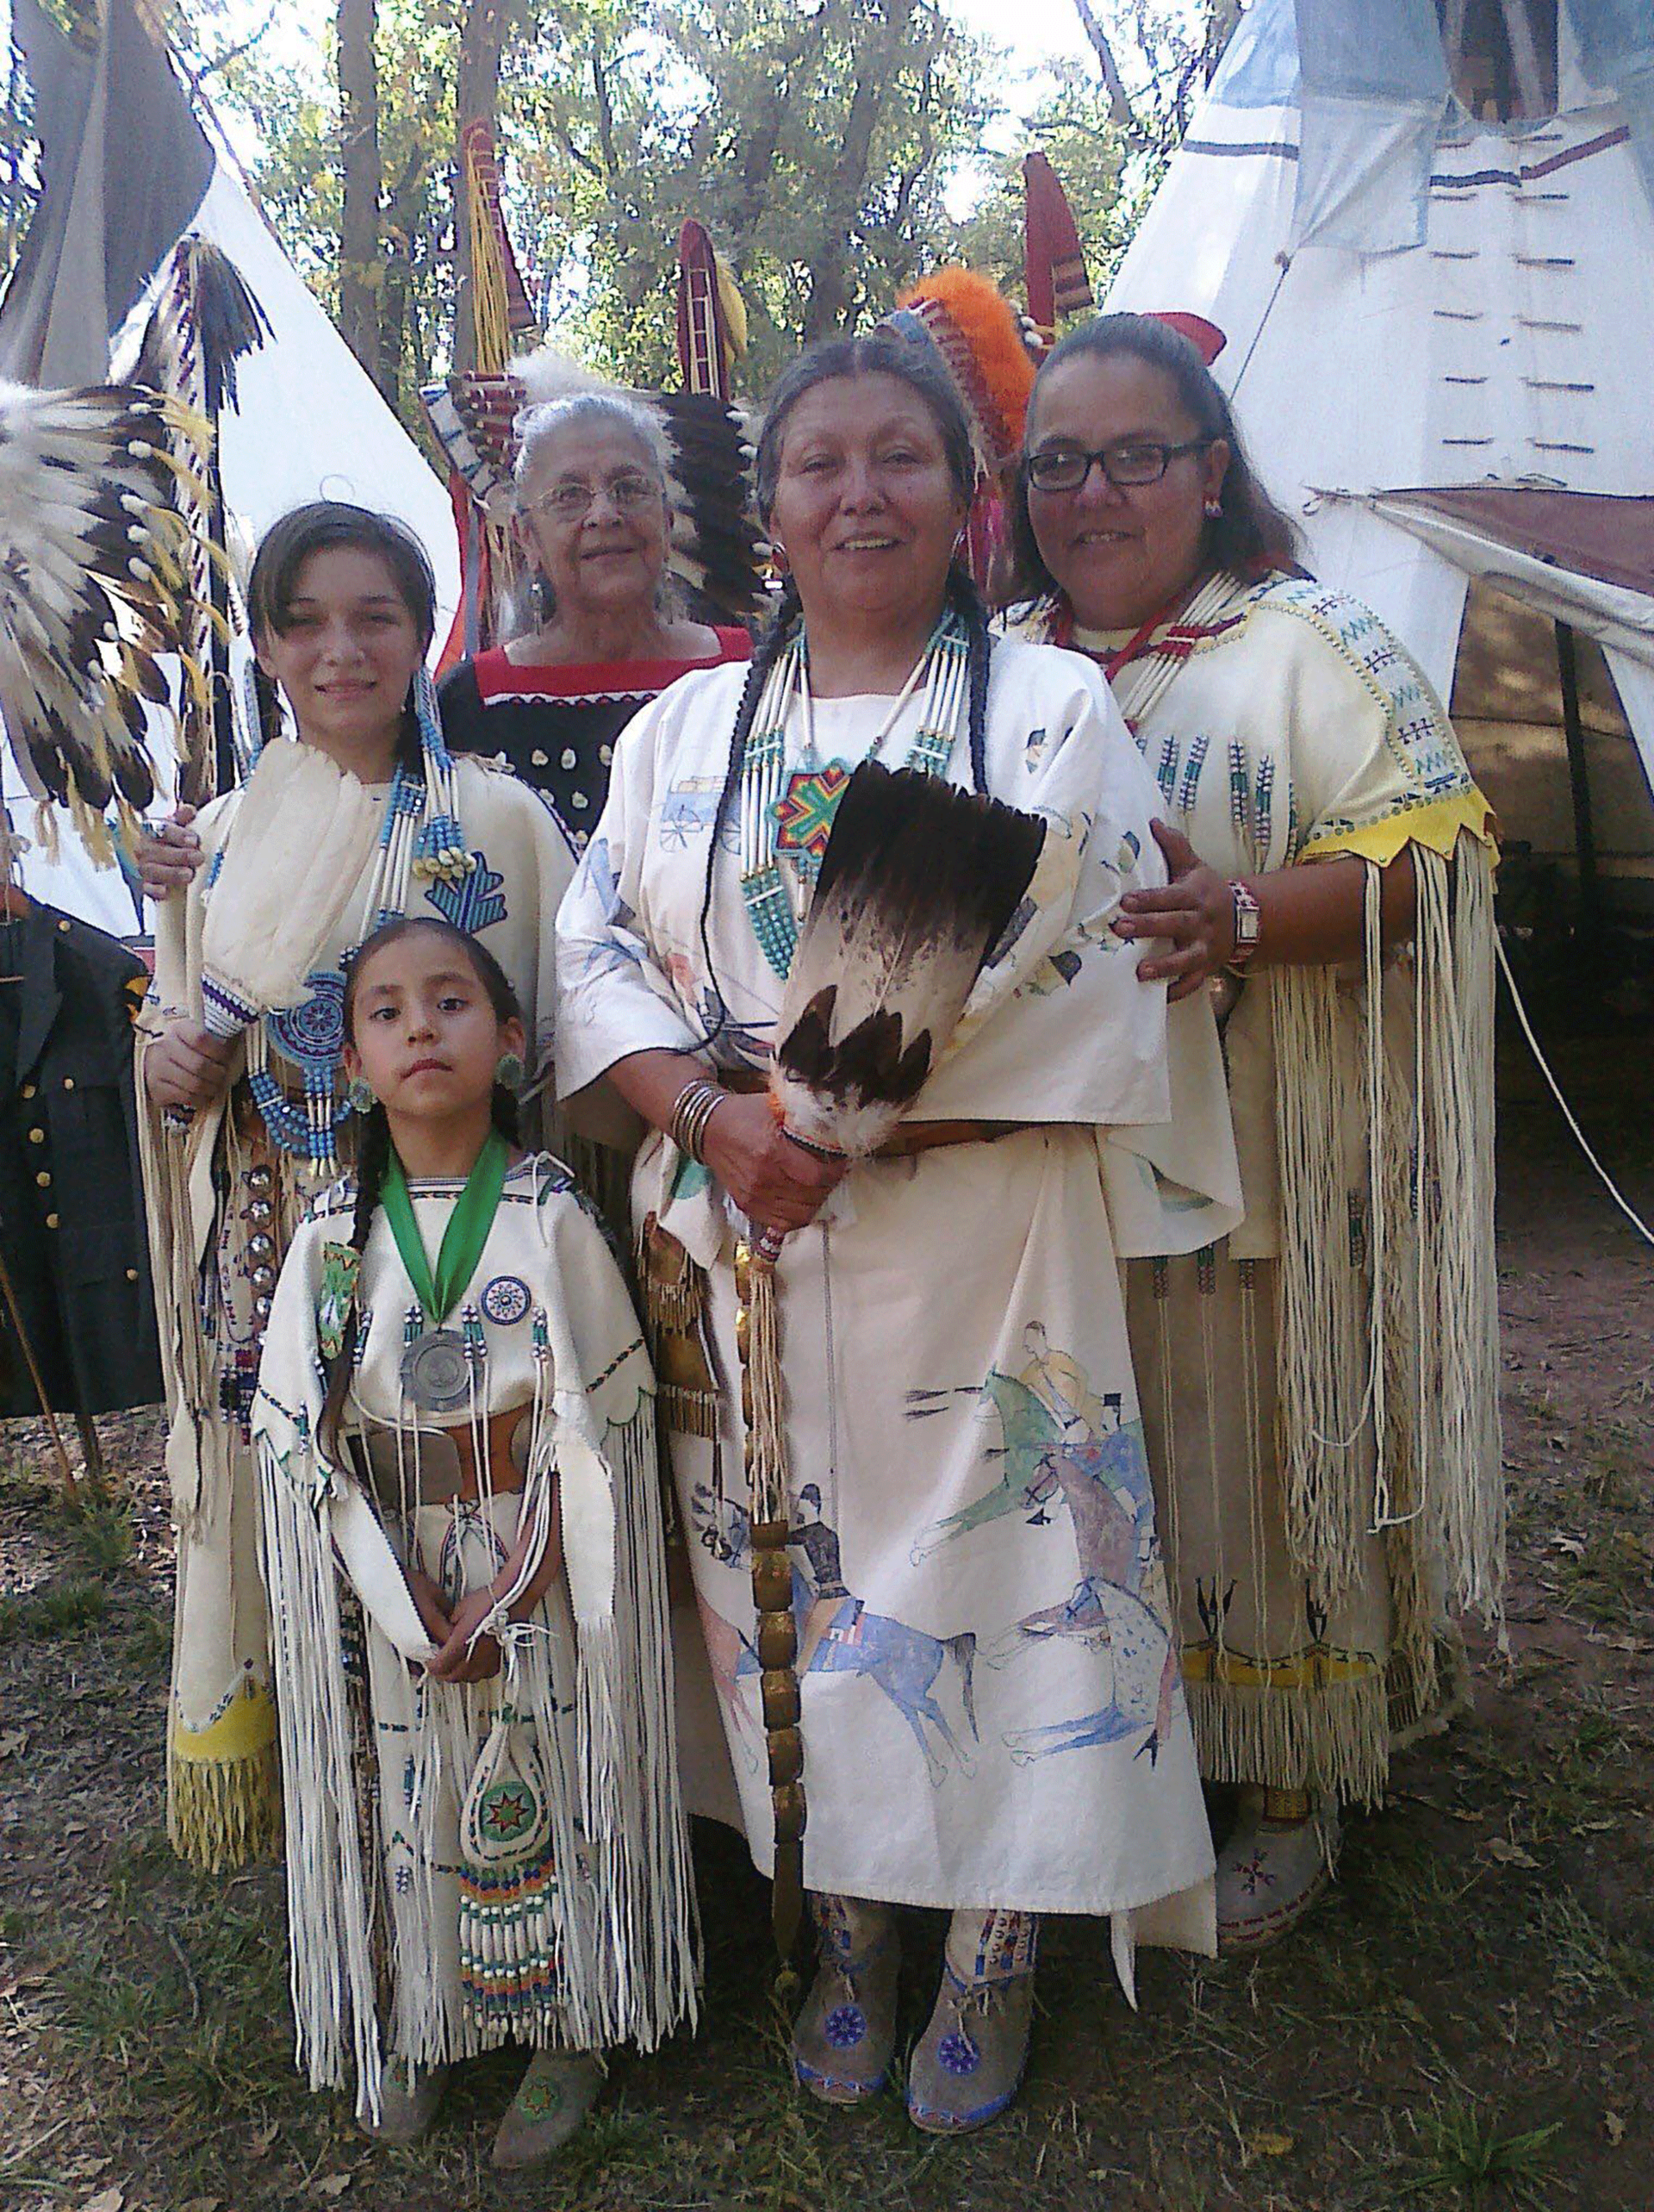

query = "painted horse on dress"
(908, 1324), (1181, 1766)
(691, 1486), (979, 1787)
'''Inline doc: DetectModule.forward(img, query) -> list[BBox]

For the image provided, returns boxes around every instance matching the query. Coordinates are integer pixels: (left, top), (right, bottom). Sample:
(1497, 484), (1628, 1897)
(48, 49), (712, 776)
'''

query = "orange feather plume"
(893, 266), (1037, 469)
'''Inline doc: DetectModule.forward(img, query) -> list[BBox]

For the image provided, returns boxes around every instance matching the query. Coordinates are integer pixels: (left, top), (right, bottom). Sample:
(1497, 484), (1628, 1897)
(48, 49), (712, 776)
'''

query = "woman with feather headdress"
(137, 502), (575, 1884)
(556, 334), (1242, 2134)
(432, 352), (758, 856)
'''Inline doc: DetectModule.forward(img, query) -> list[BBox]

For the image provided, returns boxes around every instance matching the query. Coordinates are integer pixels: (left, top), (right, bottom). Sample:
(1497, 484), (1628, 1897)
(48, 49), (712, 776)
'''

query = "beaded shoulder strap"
(737, 611), (972, 983)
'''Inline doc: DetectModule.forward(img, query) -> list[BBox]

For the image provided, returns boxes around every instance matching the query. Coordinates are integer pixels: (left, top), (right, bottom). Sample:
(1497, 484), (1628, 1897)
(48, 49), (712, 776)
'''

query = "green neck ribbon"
(381, 1127), (510, 1327)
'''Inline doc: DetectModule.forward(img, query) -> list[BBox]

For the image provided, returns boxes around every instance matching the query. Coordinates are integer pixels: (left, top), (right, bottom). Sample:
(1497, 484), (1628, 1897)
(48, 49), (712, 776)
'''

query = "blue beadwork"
(738, 614), (968, 984)
(266, 968), (347, 1072)
(937, 2029), (980, 2077)
(424, 848), (507, 934)
(1177, 732), (1209, 815)
(824, 2004), (867, 2050)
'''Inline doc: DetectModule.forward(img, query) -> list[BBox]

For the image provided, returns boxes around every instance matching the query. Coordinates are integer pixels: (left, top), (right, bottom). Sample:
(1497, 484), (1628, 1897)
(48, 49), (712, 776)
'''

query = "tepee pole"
(1554, 619), (1602, 944)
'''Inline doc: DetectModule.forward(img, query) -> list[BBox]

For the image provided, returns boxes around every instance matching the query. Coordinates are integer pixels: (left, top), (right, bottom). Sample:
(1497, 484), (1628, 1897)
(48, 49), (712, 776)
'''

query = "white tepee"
(1107, 0), (1654, 927)
(0, 0), (457, 925)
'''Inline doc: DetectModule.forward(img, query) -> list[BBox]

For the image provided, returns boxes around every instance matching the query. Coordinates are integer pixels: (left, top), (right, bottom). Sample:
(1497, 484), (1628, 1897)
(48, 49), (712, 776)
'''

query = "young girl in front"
(252, 915), (694, 2168)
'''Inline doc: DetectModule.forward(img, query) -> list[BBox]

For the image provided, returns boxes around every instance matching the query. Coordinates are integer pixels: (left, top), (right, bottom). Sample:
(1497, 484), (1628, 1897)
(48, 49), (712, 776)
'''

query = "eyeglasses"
(528, 473), (661, 519)
(1023, 439), (1215, 493)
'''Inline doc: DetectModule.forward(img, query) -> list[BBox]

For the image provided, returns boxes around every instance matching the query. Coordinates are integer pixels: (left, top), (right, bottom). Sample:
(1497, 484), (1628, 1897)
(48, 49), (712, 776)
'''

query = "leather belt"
(717, 1067), (1022, 1158)
(351, 1406), (532, 1508)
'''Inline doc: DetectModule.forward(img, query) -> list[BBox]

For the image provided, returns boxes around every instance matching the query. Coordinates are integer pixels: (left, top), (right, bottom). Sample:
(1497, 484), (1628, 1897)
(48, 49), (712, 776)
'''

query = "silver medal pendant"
(401, 1326), (471, 1413)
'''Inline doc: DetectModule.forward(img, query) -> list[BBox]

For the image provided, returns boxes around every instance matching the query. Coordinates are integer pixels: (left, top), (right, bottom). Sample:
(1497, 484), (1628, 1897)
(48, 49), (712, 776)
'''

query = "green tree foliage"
(2, 0), (1229, 415)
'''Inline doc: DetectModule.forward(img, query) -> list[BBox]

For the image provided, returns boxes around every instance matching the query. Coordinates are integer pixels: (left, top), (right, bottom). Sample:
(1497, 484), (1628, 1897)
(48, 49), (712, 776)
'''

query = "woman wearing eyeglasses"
(136, 387), (750, 900)
(1008, 312), (1502, 1949)
(436, 388), (752, 858)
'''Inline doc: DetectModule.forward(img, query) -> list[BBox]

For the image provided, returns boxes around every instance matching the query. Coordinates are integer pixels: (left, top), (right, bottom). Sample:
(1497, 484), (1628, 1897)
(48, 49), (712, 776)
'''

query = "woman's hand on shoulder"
(144, 1017), (234, 1111)
(1113, 818), (1235, 1001)
(135, 805), (204, 901)
(700, 1092), (847, 1237)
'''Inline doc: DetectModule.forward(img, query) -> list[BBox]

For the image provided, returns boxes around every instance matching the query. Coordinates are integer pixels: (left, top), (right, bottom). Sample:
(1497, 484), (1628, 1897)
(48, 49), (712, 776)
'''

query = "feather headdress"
(124, 236), (270, 803)
(0, 376), (215, 857)
(770, 763), (1047, 1159)
(197, 739), (382, 1037)
(420, 347), (767, 628)
(885, 267), (1041, 474)
(1023, 153), (1095, 336)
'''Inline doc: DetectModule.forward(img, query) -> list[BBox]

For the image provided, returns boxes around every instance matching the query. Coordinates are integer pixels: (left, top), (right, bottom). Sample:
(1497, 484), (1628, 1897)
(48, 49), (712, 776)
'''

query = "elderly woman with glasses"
(1007, 312), (1502, 1949)
(436, 383), (752, 857)
(137, 381), (751, 898)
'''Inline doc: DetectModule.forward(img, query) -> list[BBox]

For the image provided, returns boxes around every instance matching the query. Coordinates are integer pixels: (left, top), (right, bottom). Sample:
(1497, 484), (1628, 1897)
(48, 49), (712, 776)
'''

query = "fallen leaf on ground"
(252, 2121), (280, 2152)
(79, 2190), (124, 2212)
(1606, 2112), (1626, 2145)
(0, 1729), (27, 1758)
(1247, 2130), (1295, 2159)
(1486, 1837), (1539, 1868)
(316, 2178), (352, 2201)
(179, 2196), (221, 2211)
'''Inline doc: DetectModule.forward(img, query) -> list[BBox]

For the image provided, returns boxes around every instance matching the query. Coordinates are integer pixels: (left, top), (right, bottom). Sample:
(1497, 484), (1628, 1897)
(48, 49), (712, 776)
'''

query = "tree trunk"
(1070, 0), (1141, 136)
(801, 0), (917, 343)
(337, 0), (386, 391)
(1203, 0), (1244, 80)
(452, 0), (514, 373)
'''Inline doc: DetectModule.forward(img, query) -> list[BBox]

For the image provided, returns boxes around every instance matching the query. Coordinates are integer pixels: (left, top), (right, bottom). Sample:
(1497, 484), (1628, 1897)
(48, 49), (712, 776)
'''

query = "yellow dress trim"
(1297, 788), (1497, 869)
(169, 1679), (278, 1763)
(1182, 1642), (1384, 1692)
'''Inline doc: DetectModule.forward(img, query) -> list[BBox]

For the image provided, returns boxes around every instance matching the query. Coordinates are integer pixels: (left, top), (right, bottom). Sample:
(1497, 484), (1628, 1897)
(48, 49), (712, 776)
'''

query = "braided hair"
(693, 337), (996, 1045)
(315, 916), (523, 1458)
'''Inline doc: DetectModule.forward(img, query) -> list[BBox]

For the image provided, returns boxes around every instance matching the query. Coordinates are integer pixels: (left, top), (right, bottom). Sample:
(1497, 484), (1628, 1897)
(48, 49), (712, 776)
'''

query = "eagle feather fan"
(770, 763), (1046, 1158)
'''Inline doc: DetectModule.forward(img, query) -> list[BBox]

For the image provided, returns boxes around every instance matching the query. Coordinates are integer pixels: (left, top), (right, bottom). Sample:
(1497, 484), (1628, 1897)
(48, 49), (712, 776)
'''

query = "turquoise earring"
(346, 1075), (376, 1113)
(495, 1051), (525, 1093)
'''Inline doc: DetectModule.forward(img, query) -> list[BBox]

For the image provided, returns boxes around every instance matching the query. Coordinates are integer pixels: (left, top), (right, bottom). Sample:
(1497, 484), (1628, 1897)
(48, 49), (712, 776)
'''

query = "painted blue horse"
(693, 1489), (979, 1789)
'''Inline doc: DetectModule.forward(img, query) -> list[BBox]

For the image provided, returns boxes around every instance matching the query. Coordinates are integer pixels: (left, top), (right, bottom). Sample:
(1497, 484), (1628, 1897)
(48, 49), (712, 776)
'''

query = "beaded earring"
(345, 1076), (376, 1113)
(494, 1051), (525, 1092)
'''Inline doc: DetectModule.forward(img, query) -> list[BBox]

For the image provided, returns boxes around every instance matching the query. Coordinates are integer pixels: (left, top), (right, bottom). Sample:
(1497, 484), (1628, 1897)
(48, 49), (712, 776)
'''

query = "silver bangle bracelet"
(669, 1076), (728, 1165)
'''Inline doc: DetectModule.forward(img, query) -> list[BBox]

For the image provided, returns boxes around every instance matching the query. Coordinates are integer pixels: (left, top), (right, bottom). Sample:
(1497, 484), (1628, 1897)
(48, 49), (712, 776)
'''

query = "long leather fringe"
(1270, 832), (1503, 1623)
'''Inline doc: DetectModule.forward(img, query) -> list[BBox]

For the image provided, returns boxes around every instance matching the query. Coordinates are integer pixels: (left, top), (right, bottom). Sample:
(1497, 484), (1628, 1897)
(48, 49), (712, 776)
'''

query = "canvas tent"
(1106, 0), (1654, 929)
(0, 0), (458, 924)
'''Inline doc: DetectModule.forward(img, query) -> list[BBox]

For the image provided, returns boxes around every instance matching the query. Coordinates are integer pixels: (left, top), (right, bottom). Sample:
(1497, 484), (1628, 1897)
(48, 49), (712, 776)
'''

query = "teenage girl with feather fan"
(251, 916), (693, 2164)
(137, 504), (574, 1882)
(556, 333), (1244, 2135)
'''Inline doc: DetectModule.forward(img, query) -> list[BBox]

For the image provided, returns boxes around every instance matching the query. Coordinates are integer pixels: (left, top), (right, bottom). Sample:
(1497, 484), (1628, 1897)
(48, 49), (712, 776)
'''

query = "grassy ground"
(3, 1078), (1651, 2212)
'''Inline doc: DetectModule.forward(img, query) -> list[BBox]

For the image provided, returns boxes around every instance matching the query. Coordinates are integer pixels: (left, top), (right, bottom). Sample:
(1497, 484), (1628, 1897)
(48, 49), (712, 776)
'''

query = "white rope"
(1496, 933), (1654, 1249)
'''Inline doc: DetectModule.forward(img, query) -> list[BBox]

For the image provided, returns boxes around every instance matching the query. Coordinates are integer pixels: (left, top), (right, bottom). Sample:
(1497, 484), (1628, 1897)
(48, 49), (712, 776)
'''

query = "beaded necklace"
(227, 669), (476, 1170)
(738, 610), (970, 981)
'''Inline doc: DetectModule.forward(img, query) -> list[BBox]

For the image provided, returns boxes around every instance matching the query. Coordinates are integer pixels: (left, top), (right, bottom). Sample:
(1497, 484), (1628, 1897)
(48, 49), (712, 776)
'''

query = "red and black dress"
(438, 630), (754, 857)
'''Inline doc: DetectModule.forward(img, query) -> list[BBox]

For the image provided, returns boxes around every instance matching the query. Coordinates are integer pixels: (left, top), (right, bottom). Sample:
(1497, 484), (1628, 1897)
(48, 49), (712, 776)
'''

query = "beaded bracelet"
(669, 1076), (729, 1164)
